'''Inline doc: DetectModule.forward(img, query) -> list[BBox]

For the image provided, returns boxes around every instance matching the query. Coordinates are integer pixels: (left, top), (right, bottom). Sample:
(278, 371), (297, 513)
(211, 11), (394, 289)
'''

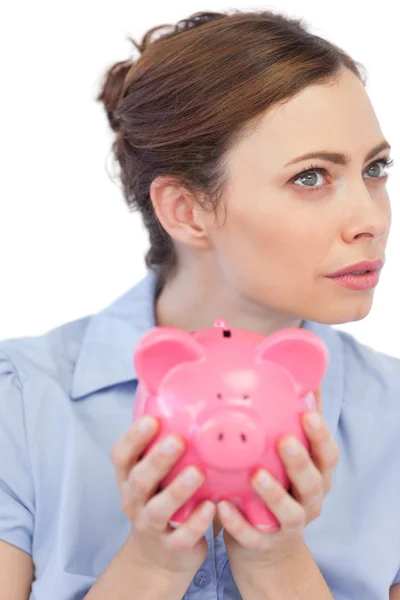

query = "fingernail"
(201, 501), (215, 518)
(218, 501), (232, 517)
(307, 412), (321, 430)
(284, 438), (301, 455)
(137, 416), (156, 434)
(256, 470), (273, 489)
(161, 436), (181, 455)
(182, 467), (201, 486)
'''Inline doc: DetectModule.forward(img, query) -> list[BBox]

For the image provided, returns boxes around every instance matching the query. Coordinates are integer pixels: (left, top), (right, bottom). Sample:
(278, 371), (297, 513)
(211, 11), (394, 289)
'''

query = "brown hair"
(97, 9), (366, 296)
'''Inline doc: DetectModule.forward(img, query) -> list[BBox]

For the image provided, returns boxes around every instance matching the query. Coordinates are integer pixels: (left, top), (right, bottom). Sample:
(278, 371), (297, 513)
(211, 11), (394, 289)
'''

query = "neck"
(154, 260), (302, 335)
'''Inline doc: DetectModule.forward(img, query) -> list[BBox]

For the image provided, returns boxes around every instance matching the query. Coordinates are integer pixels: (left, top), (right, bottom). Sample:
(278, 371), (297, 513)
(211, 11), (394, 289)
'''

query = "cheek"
(216, 207), (322, 270)
(215, 215), (274, 273)
(384, 196), (392, 225)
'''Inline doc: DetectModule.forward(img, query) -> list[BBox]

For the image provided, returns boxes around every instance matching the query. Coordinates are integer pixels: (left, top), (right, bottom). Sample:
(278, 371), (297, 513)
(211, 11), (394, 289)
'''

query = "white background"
(1, 1), (399, 355)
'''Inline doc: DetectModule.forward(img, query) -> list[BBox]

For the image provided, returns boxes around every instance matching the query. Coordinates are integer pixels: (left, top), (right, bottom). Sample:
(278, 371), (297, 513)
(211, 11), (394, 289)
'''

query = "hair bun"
(97, 59), (133, 132)
(97, 13), (226, 133)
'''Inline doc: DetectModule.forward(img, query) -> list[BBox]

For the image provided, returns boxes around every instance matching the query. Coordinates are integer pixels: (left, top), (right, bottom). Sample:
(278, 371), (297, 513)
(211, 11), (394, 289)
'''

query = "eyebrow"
(284, 140), (391, 167)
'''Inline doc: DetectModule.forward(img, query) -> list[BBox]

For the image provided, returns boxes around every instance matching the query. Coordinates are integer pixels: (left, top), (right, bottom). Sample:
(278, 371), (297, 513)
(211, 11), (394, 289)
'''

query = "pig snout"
(195, 411), (265, 471)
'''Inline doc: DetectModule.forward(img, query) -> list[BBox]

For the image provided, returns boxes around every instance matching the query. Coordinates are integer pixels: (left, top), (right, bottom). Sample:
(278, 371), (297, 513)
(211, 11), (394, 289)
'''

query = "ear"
(254, 328), (328, 396)
(134, 327), (205, 393)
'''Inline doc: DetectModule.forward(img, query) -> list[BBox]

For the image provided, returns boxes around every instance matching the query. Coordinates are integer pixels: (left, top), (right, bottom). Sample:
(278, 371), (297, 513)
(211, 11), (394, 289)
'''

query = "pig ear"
(254, 328), (328, 396)
(134, 327), (205, 393)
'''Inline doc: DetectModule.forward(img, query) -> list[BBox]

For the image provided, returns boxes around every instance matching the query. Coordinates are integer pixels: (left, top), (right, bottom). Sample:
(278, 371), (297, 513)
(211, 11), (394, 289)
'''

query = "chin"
(306, 293), (375, 325)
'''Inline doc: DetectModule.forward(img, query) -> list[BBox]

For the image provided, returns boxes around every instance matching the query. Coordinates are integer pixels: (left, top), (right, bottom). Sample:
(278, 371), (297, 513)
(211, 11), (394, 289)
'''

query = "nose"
(195, 412), (265, 471)
(342, 186), (390, 243)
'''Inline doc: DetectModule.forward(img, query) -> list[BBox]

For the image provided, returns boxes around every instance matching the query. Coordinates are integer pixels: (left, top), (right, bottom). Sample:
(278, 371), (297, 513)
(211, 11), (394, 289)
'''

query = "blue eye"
(292, 166), (327, 190)
(291, 157), (395, 193)
(365, 157), (395, 178)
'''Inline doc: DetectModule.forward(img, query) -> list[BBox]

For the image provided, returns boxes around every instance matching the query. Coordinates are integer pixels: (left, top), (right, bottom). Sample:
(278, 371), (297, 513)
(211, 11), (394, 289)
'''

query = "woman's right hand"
(111, 416), (216, 576)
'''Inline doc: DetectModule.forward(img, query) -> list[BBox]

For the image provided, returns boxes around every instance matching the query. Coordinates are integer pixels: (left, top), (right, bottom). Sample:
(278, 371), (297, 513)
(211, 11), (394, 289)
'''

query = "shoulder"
(0, 315), (95, 506)
(0, 315), (92, 381)
(339, 327), (400, 375)
(0, 317), (97, 556)
(336, 327), (400, 411)
(0, 315), (93, 410)
(0, 272), (159, 406)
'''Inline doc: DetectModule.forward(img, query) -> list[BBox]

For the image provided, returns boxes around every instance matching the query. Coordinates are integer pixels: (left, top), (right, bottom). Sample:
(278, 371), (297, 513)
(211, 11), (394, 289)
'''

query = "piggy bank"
(132, 320), (328, 531)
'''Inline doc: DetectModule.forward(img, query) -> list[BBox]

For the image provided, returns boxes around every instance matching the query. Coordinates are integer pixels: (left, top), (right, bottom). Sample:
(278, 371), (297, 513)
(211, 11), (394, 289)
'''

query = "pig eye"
(217, 393), (222, 399)
(242, 394), (249, 399)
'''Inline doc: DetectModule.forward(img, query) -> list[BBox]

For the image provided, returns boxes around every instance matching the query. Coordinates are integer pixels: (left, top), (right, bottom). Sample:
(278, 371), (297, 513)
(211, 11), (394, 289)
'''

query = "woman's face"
(208, 68), (392, 325)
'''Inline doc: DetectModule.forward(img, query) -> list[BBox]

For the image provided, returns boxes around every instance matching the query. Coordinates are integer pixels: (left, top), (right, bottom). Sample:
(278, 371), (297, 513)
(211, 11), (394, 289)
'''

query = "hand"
(111, 417), (216, 576)
(216, 388), (340, 573)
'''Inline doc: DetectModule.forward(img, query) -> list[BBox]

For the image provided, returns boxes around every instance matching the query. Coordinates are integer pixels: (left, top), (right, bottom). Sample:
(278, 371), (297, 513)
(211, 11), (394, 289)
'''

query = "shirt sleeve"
(0, 352), (34, 555)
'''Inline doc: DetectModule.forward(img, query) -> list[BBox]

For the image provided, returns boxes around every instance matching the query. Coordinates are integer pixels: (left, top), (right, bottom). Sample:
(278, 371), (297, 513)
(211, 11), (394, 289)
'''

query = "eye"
(242, 394), (249, 399)
(217, 393), (222, 399)
(290, 156), (395, 194)
(365, 157), (395, 179)
(292, 165), (327, 191)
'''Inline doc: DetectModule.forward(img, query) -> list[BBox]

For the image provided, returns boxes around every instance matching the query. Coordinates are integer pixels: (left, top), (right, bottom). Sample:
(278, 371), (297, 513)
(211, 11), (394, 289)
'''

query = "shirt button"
(194, 569), (211, 588)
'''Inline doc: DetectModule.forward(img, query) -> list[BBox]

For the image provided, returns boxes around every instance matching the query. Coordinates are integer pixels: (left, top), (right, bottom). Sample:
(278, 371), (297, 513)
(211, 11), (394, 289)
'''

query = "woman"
(0, 9), (399, 599)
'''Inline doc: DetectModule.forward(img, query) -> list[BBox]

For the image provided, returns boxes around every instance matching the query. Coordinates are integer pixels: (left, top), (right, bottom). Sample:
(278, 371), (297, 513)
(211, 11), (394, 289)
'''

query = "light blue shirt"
(1, 270), (400, 600)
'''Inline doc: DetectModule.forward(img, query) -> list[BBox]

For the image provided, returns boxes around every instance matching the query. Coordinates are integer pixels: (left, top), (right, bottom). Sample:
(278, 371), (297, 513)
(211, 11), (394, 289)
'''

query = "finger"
(302, 412), (340, 479)
(164, 500), (216, 549)
(278, 436), (324, 519)
(314, 387), (323, 414)
(251, 470), (306, 534)
(127, 434), (186, 505)
(111, 416), (160, 484)
(140, 465), (206, 533)
(216, 501), (264, 549)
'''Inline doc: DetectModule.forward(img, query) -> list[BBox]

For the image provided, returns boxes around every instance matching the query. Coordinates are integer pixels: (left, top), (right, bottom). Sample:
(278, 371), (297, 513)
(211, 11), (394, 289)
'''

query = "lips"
(327, 259), (384, 278)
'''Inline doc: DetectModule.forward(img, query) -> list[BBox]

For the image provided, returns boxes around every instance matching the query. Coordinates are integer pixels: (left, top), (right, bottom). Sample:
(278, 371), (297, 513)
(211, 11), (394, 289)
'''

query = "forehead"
(226, 68), (382, 171)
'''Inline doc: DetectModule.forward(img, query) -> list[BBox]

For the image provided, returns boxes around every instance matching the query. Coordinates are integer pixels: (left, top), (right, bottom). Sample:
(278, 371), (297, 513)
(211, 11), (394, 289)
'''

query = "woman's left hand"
(217, 388), (340, 572)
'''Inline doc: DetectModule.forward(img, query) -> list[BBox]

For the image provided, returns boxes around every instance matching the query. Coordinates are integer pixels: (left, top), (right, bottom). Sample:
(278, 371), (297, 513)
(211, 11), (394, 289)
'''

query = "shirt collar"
(70, 271), (345, 437)
(70, 270), (159, 400)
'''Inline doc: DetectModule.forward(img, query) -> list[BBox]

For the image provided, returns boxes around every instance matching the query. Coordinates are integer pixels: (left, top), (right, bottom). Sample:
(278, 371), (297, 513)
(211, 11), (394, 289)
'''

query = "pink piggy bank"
(132, 320), (328, 531)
